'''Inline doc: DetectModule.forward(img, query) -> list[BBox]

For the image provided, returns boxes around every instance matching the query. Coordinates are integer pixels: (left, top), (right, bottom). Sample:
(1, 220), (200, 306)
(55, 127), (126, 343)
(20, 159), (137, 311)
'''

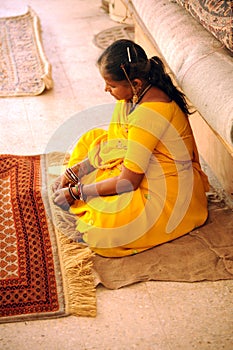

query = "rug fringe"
(44, 151), (97, 317)
(56, 229), (97, 317)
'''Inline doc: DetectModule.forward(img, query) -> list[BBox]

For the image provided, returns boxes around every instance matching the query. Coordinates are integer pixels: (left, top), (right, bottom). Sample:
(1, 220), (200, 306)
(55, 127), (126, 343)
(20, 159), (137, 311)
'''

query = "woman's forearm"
(71, 158), (95, 178)
(82, 176), (134, 197)
(81, 165), (144, 198)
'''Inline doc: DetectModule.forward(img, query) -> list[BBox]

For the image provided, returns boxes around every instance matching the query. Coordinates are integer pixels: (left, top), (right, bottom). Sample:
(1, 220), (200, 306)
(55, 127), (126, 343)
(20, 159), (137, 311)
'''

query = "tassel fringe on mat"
(44, 152), (97, 318)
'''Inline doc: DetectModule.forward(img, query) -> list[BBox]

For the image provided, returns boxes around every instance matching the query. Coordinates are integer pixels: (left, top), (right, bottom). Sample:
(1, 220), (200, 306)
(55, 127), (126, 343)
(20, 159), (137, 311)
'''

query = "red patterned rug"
(0, 154), (96, 323)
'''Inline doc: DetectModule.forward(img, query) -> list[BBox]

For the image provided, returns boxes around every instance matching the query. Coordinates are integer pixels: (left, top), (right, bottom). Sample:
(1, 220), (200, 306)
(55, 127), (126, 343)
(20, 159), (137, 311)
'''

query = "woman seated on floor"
(52, 39), (209, 257)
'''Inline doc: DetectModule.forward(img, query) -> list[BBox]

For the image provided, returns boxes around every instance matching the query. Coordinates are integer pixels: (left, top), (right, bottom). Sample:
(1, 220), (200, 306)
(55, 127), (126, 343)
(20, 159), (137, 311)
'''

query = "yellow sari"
(68, 100), (209, 257)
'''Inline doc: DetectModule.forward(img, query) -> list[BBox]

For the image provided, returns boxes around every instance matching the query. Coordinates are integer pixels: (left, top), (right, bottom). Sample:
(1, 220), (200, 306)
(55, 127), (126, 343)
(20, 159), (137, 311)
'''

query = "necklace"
(130, 83), (152, 113)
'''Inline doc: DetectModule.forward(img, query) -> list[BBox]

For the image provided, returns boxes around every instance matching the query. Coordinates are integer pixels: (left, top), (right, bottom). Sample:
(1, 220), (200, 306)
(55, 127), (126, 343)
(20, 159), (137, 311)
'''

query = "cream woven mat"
(0, 7), (53, 97)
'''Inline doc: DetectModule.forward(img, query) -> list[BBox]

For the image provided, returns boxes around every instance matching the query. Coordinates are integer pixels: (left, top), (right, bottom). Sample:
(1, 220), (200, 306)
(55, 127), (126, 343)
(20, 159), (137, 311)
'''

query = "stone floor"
(0, 1), (232, 349)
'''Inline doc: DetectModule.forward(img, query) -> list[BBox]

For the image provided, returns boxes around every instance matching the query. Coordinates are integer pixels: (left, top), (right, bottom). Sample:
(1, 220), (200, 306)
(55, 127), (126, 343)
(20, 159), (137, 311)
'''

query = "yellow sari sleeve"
(124, 125), (158, 173)
(124, 104), (171, 173)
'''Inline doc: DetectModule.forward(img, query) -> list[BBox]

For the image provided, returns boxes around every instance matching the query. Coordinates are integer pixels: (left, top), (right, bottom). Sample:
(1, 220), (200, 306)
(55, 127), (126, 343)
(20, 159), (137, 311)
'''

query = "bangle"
(64, 172), (71, 182)
(65, 168), (79, 184)
(75, 182), (86, 202)
(65, 169), (76, 183)
(68, 183), (80, 200)
(79, 183), (86, 202)
(69, 168), (79, 182)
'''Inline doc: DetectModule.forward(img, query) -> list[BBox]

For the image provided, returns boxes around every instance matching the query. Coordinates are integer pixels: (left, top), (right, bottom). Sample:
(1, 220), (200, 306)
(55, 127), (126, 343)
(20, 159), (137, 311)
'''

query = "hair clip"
(127, 47), (131, 62)
(150, 57), (159, 65)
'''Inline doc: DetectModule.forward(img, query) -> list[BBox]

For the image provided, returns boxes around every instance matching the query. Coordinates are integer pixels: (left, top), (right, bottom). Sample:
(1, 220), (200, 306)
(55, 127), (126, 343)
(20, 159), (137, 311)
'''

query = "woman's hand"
(52, 174), (69, 193)
(52, 187), (75, 210)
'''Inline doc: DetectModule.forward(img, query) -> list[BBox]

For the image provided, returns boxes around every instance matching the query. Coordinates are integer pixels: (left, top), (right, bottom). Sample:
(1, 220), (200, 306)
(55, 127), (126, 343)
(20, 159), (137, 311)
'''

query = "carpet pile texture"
(0, 153), (96, 323)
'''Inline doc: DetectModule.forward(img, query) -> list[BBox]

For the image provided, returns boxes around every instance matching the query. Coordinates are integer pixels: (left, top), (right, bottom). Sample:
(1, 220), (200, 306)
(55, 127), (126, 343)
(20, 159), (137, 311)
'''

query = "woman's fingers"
(53, 188), (67, 205)
(52, 181), (60, 193)
(51, 174), (68, 193)
(53, 188), (74, 209)
(51, 175), (62, 192)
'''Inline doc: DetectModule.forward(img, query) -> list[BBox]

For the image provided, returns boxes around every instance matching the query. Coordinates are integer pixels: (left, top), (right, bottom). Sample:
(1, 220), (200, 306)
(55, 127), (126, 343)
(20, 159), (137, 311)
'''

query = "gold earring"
(132, 94), (138, 105)
(132, 88), (138, 105)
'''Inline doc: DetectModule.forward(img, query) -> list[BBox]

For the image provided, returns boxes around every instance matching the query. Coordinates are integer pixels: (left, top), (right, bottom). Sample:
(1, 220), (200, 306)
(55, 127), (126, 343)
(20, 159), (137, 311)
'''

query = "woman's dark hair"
(97, 39), (192, 115)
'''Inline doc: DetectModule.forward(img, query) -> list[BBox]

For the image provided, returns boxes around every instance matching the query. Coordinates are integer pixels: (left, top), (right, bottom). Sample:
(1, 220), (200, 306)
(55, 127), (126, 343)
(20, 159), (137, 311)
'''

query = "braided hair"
(97, 39), (192, 115)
